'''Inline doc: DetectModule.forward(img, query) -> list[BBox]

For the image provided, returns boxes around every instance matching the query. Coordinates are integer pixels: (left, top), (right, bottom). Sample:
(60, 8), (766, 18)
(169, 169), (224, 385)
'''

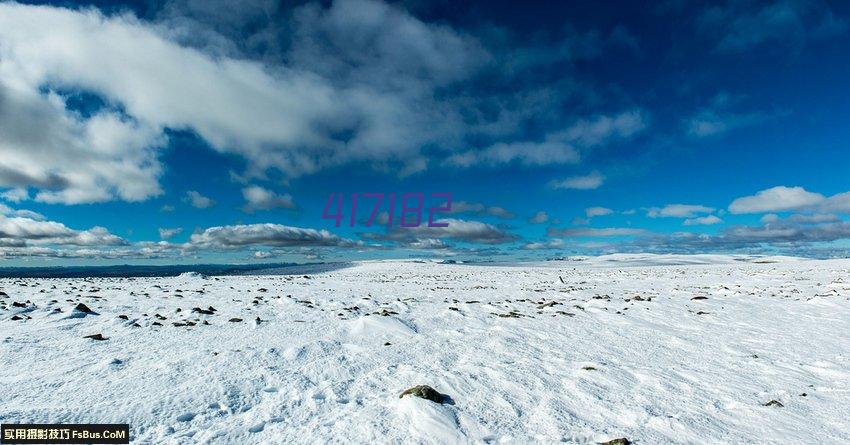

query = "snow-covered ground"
(2, 256), (849, 444)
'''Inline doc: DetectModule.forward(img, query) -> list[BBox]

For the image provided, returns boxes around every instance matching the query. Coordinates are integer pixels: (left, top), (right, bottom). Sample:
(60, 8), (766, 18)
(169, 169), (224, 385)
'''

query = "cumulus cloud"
(158, 227), (183, 240)
(728, 186), (825, 214)
(253, 250), (273, 259)
(403, 238), (451, 250)
(365, 218), (517, 244)
(185, 191), (216, 209)
(547, 227), (648, 237)
(683, 215), (723, 226)
(0, 0), (633, 205)
(550, 171), (605, 190)
(449, 201), (514, 219)
(0, 81), (165, 204)
(585, 207), (613, 218)
(522, 238), (565, 250)
(784, 213), (840, 224)
(528, 211), (549, 224)
(241, 185), (295, 212)
(622, 210), (850, 255)
(189, 223), (361, 249)
(647, 204), (715, 218)
(0, 188), (29, 203)
(0, 203), (45, 221)
(820, 191), (850, 214)
(0, 207), (126, 248)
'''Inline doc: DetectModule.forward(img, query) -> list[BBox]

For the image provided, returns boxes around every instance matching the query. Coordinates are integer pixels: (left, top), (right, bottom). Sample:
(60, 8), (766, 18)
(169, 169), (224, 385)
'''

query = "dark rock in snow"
(600, 439), (630, 445)
(763, 400), (784, 407)
(399, 385), (445, 404)
(691, 296), (708, 300)
(84, 334), (108, 341)
(74, 303), (96, 314)
(229, 318), (243, 322)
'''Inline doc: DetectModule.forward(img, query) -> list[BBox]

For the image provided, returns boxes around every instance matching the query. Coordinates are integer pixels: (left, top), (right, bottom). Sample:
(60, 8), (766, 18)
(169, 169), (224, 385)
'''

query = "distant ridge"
(0, 263), (309, 278)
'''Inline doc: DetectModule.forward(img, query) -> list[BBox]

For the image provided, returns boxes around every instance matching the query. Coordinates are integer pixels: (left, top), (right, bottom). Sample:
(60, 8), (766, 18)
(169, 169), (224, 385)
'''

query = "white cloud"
(548, 227), (648, 237)
(158, 227), (183, 239)
(185, 191), (216, 209)
(550, 110), (648, 147)
(0, 82), (165, 204)
(786, 213), (840, 224)
(403, 238), (450, 250)
(242, 185), (295, 212)
(761, 213), (780, 223)
(254, 250), (273, 259)
(685, 93), (778, 138)
(0, 203), (45, 221)
(445, 141), (579, 168)
(550, 171), (605, 190)
(821, 191), (850, 213)
(0, 0), (621, 205)
(687, 111), (770, 137)
(697, 0), (846, 53)
(365, 218), (517, 244)
(0, 188), (29, 203)
(522, 239), (565, 250)
(449, 201), (514, 219)
(528, 211), (549, 224)
(0, 1), (474, 201)
(446, 110), (647, 169)
(683, 215), (723, 226)
(647, 204), (715, 218)
(728, 186), (825, 214)
(189, 223), (361, 248)
(585, 207), (613, 218)
(0, 209), (126, 247)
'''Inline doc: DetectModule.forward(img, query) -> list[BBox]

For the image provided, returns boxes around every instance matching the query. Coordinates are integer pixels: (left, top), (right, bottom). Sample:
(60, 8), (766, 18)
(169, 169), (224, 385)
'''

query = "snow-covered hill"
(1, 258), (849, 443)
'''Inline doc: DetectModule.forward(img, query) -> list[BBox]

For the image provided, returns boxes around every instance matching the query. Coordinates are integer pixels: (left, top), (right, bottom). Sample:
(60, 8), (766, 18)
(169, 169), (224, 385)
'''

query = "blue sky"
(1, 0), (850, 265)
